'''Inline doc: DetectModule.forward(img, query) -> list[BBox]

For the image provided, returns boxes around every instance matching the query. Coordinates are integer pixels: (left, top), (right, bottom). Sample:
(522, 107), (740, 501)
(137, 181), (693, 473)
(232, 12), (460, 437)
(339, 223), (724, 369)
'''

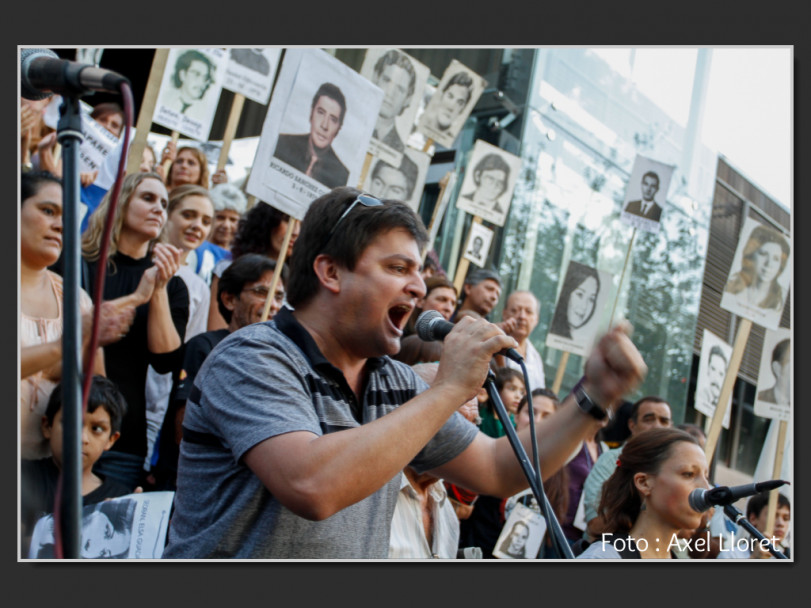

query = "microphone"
(415, 310), (523, 363)
(21, 48), (130, 101)
(688, 479), (789, 513)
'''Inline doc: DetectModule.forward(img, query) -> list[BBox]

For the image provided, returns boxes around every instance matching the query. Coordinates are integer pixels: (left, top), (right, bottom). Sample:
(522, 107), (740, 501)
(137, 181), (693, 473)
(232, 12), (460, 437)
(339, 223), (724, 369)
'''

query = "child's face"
(500, 378), (526, 415)
(42, 407), (120, 471)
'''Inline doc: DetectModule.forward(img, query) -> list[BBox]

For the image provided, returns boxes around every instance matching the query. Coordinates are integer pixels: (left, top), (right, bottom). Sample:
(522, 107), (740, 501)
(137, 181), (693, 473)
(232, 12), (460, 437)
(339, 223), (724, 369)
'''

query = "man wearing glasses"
(164, 188), (647, 559)
(148, 254), (284, 491)
(163, 50), (216, 119)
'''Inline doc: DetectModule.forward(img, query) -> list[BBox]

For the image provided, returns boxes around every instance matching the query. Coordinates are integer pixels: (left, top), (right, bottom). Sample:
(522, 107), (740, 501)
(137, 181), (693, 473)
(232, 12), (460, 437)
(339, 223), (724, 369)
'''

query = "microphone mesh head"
(21, 48), (59, 101)
(688, 488), (708, 513)
(415, 310), (443, 342)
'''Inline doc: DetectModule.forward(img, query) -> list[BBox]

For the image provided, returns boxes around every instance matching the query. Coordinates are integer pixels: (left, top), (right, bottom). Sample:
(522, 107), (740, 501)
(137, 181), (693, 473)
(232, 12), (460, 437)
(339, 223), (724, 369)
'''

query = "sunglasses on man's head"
(322, 194), (383, 247)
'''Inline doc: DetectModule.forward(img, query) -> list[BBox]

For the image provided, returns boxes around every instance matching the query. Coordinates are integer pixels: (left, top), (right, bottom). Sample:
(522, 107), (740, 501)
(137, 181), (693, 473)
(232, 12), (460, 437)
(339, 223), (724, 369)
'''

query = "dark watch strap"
(573, 378), (611, 421)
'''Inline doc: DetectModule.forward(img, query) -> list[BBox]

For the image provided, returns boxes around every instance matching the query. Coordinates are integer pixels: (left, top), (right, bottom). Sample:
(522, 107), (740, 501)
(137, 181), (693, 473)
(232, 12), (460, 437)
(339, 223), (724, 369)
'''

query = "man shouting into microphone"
(164, 187), (647, 559)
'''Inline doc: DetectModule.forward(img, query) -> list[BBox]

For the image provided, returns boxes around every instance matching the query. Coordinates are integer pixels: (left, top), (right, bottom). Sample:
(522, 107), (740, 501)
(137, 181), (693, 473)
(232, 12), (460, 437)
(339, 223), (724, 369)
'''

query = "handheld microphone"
(21, 48), (130, 101)
(415, 310), (523, 363)
(688, 479), (789, 513)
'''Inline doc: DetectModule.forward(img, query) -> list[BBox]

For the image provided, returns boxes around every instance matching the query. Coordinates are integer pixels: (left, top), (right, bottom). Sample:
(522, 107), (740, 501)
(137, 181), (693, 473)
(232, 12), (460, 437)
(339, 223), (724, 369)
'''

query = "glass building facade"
(432, 48), (719, 426)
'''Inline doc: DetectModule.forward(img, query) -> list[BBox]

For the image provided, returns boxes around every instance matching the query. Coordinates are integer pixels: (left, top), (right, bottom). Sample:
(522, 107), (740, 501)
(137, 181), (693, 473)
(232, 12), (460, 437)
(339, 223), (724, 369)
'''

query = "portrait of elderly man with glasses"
(164, 187), (648, 560)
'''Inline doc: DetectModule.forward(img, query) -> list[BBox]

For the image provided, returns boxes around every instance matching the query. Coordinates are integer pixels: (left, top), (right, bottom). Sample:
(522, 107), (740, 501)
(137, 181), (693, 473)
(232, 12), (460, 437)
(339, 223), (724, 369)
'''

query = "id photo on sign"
(248, 48), (383, 218)
(620, 154), (674, 234)
(462, 222), (494, 268)
(754, 327), (791, 421)
(720, 217), (791, 330)
(363, 147), (430, 212)
(456, 139), (522, 227)
(545, 261), (613, 357)
(153, 48), (227, 141)
(222, 48), (282, 105)
(360, 48), (430, 167)
(416, 59), (487, 149)
(694, 329), (733, 429)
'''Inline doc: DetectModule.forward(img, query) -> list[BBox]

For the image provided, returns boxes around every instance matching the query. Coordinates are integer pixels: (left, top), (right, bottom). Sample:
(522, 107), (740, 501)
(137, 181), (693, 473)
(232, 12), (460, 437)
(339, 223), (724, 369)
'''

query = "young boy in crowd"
(21, 375), (132, 556)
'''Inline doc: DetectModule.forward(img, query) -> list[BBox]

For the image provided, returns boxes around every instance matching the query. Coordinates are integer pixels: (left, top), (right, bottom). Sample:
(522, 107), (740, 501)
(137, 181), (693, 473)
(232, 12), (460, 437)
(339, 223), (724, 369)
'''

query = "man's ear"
(220, 291), (238, 313)
(104, 431), (121, 451)
(313, 254), (341, 295)
(627, 417), (637, 435)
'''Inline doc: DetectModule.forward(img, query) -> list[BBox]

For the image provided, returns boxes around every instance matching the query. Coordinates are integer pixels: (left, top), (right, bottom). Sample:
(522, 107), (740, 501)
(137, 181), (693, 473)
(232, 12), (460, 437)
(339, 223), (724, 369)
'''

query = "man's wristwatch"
(573, 378), (611, 421)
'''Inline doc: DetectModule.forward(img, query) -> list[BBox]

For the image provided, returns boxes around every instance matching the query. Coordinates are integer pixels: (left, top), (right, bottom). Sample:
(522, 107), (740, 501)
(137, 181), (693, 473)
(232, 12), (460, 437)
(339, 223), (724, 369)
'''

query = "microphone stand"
(722, 504), (788, 559)
(483, 369), (575, 559)
(55, 94), (85, 559)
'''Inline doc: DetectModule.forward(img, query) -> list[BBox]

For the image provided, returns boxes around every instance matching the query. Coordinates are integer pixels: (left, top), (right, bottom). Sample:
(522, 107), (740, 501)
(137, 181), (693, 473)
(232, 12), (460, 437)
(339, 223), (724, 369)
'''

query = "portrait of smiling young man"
(164, 187), (647, 559)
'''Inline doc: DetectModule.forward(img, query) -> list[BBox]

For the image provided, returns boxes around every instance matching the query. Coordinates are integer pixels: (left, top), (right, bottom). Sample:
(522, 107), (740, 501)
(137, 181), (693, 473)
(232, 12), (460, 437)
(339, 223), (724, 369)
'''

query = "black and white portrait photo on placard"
(462, 221), (494, 268)
(456, 139), (522, 227)
(247, 49), (383, 220)
(545, 261), (613, 357)
(694, 329), (733, 429)
(362, 147), (430, 212)
(755, 328), (791, 421)
(223, 48), (282, 105)
(416, 59), (487, 149)
(492, 500), (546, 560)
(153, 48), (227, 141)
(721, 217), (791, 330)
(620, 154), (675, 234)
(27, 492), (174, 560)
(360, 48), (430, 167)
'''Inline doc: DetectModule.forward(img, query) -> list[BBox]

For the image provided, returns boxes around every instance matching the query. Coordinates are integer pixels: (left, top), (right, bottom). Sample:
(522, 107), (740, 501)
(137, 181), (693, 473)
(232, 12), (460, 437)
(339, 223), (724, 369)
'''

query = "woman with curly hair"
(725, 223), (790, 311)
(206, 200), (298, 330)
(578, 427), (709, 559)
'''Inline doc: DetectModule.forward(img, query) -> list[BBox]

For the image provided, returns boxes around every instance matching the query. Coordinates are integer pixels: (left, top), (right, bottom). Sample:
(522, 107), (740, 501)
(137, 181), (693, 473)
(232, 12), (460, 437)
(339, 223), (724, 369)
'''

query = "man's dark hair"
(370, 155), (419, 200)
(45, 375), (127, 435)
(286, 187), (428, 308)
(708, 344), (728, 367)
(473, 153), (511, 192)
(771, 339), (790, 366)
(443, 71), (474, 107)
(217, 254), (279, 323)
(516, 387), (559, 416)
(372, 50), (417, 99)
(746, 491), (790, 520)
(21, 170), (61, 206)
(172, 50), (214, 92)
(628, 395), (668, 424)
(311, 82), (347, 127)
(641, 170), (660, 188)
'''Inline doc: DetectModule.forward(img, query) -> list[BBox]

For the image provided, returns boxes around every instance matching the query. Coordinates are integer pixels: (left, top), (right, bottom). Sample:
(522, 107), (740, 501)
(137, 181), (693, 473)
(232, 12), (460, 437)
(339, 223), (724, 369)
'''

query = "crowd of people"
(19, 93), (791, 561)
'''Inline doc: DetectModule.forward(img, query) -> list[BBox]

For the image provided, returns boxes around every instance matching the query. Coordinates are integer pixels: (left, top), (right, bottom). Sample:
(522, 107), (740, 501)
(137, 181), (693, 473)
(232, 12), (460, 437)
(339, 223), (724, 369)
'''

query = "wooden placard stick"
(452, 215), (483, 294)
(422, 138), (434, 154)
(216, 93), (246, 174)
(126, 48), (170, 176)
(260, 219), (298, 322)
(609, 228), (636, 328)
(704, 318), (753, 465)
(422, 171), (452, 263)
(161, 131), (180, 177)
(551, 351), (571, 396)
(764, 419), (788, 538)
(357, 152), (374, 189)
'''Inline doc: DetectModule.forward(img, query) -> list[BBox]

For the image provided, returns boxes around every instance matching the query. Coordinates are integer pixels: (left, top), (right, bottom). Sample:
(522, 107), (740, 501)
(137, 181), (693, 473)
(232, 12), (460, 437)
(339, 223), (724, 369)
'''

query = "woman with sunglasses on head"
(81, 172), (189, 491)
(577, 427), (710, 559)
